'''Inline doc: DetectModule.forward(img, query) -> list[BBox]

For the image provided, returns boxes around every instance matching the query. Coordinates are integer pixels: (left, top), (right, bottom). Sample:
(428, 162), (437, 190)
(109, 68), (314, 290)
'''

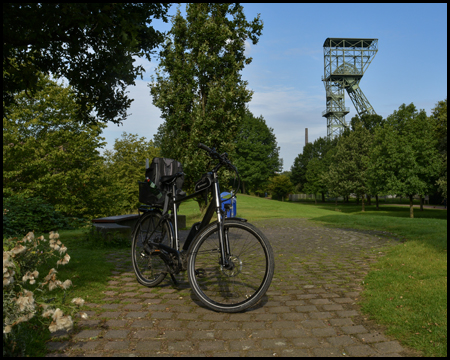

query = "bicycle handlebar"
(198, 143), (241, 195)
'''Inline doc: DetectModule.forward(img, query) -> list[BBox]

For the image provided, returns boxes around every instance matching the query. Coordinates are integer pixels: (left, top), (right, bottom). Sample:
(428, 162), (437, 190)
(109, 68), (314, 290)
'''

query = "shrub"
(3, 230), (86, 356)
(3, 195), (86, 238)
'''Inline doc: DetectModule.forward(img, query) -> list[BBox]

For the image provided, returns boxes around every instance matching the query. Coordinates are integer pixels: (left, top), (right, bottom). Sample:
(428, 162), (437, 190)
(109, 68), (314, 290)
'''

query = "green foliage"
(104, 132), (160, 212)
(290, 136), (337, 192)
(3, 75), (122, 219)
(369, 103), (441, 217)
(3, 231), (86, 356)
(3, 195), (85, 238)
(234, 110), (282, 194)
(150, 4), (263, 197)
(3, 3), (170, 125)
(431, 99), (447, 199)
(324, 121), (372, 211)
(81, 225), (131, 250)
(267, 175), (294, 201)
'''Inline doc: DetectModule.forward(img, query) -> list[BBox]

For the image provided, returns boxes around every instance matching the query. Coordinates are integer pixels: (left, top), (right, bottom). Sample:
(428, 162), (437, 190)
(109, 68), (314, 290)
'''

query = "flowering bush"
(3, 230), (87, 354)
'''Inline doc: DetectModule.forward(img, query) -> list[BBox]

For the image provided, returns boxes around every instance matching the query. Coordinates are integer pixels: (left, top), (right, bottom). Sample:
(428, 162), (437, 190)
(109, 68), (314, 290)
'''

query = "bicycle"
(131, 143), (275, 313)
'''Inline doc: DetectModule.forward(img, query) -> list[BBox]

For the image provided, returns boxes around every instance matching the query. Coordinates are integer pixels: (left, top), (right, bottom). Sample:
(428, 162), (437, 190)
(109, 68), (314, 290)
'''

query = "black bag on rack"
(139, 158), (184, 206)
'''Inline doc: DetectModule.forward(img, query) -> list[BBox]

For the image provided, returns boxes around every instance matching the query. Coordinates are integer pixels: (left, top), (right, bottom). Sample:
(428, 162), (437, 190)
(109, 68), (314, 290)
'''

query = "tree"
(234, 110), (282, 194)
(3, 3), (170, 125)
(3, 75), (121, 218)
(369, 103), (441, 218)
(303, 158), (325, 204)
(291, 136), (338, 193)
(267, 175), (294, 201)
(431, 99), (447, 200)
(104, 133), (160, 212)
(323, 122), (372, 211)
(149, 4), (263, 199)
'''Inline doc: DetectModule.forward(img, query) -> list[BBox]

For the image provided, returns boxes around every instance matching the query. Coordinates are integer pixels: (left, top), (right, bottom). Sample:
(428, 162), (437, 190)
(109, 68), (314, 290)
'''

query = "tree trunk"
(356, 194), (359, 205)
(361, 194), (365, 212)
(367, 194), (371, 206)
(376, 195), (379, 210)
(409, 195), (414, 218)
(420, 195), (424, 211)
(321, 192), (325, 202)
(314, 194), (317, 204)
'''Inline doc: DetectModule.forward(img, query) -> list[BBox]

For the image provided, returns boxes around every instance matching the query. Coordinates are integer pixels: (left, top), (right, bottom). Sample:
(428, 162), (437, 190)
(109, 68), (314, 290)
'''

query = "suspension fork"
(213, 172), (232, 269)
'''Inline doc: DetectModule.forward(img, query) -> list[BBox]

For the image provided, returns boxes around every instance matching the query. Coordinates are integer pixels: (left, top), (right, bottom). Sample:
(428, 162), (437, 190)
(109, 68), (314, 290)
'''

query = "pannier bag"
(139, 158), (184, 206)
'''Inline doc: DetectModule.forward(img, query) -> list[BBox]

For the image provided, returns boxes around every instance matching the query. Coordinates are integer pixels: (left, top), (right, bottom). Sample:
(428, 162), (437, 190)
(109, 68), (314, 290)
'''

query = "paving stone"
(125, 311), (148, 319)
(229, 339), (258, 351)
(341, 325), (369, 334)
(135, 340), (162, 351)
(104, 341), (130, 350)
(327, 335), (356, 346)
(70, 341), (101, 351)
(311, 327), (337, 337)
(104, 329), (129, 339)
(73, 329), (101, 339)
(312, 347), (343, 357)
(356, 332), (388, 343)
(373, 341), (404, 353)
(198, 340), (225, 351)
(344, 344), (377, 357)
(133, 330), (159, 338)
(301, 320), (327, 329)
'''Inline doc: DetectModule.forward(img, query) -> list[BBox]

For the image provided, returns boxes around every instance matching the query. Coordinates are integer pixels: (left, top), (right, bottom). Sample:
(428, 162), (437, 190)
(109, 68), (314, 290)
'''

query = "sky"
(101, 3), (447, 171)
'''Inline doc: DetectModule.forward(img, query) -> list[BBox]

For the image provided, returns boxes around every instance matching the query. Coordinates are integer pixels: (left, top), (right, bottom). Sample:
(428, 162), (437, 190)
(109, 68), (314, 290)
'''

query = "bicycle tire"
(132, 211), (174, 287)
(187, 220), (274, 313)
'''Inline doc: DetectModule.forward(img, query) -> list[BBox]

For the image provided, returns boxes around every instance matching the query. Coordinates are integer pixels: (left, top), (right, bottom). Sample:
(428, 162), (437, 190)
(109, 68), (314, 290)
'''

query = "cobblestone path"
(46, 218), (418, 357)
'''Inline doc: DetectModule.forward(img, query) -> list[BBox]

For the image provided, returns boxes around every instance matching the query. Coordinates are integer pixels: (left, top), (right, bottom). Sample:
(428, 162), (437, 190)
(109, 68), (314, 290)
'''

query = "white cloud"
(247, 87), (327, 170)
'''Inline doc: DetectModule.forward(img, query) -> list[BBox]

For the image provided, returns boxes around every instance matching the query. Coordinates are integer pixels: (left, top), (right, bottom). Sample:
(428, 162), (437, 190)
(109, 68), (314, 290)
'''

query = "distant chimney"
(305, 128), (308, 145)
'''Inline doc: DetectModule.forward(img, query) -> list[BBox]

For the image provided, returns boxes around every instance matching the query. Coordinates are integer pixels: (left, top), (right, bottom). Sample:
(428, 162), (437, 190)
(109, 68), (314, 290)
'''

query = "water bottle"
(146, 178), (162, 200)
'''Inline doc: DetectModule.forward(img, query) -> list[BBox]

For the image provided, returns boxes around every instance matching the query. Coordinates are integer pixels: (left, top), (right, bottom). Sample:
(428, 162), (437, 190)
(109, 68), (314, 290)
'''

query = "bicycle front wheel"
(132, 211), (173, 287)
(187, 220), (274, 313)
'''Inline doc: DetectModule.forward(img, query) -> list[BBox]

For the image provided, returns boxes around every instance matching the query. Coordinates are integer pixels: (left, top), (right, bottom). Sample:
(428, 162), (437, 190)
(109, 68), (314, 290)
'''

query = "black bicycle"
(131, 143), (274, 313)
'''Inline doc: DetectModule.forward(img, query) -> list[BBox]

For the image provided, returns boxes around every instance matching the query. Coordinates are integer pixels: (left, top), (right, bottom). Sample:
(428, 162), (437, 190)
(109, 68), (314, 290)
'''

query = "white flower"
(3, 325), (12, 334)
(11, 245), (27, 255)
(49, 231), (59, 240)
(56, 315), (73, 331)
(80, 312), (89, 320)
(71, 297), (85, 306)
(57, 253), (70, 266)
(15, 290), (35, 312)
(52, 308), (64, 321)
(42, 308), (55, 318)
(61, 279), (72, 290)
(49, 322), (58, 333)
(44, 268), (57, 281)
(59, 245), (67, 255)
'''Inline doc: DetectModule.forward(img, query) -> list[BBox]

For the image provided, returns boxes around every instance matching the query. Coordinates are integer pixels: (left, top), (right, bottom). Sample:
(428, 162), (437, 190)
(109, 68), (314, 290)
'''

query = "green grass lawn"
(179, 195), (447, 356)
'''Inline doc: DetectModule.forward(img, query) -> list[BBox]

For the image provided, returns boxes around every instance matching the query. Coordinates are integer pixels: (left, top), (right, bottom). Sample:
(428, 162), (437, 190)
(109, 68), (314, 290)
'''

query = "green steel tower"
(322, 38), (378, 138)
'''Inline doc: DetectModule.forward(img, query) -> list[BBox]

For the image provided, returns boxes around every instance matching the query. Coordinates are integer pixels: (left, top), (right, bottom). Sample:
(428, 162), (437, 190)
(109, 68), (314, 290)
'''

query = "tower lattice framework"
(322, 38), (378, 139)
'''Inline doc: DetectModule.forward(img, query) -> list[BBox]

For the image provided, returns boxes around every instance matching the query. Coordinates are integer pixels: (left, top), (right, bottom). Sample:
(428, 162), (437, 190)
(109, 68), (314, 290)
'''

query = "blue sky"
(101, 3), (447, 171)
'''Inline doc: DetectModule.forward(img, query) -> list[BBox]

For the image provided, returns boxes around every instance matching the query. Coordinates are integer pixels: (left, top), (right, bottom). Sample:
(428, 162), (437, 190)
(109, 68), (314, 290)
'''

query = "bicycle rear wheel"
(187, 220), (274, 313)
(132, 211), (173, 287)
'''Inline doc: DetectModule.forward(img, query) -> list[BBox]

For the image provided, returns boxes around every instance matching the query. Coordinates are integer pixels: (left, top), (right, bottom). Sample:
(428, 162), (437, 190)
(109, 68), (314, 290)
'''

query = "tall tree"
(150, 4), (263, 197)
(234, 110), (282, 194)
(369, 103), (441, 218)
(323, 122), (372, 211)
(431, 99), (447, 200)
(3, 3), (170, 125)
(3, 75), (121, 218)
(291, 136), (337, 192)
(104, 133), (160, 212)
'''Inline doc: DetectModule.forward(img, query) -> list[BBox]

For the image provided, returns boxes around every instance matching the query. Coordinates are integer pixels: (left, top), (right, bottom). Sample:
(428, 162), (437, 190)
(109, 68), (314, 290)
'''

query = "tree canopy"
(3, 3), (170, 125)
(3, 75), (121, 218)
(104, 132), (160, 212)
(150, 3), (263, 194)
(234, 110), (282, 194)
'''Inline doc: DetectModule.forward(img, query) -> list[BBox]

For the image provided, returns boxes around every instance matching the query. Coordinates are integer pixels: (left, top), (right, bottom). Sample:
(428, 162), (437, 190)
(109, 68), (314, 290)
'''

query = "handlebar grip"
(198, 143), (212, 153)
